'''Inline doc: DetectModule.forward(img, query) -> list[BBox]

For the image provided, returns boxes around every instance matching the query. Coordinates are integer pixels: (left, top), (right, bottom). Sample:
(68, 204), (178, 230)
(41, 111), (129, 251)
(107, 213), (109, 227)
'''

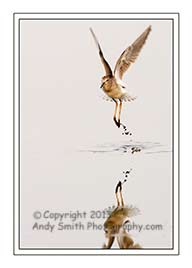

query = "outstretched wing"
(105, 205), (140, 224)
(90, 28), (112, 76)
(124, 205), (140, 218)
(114, 25), (152, 80)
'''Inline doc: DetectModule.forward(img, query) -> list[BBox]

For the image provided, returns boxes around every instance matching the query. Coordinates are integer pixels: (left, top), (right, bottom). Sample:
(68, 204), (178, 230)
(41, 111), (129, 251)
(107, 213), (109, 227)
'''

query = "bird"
(103, 180), (141, 249)
(90, 26), (151, 128)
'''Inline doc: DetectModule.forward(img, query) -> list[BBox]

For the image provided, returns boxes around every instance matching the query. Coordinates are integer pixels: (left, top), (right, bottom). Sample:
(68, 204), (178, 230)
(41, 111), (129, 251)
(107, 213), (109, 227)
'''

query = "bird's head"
(100, 75), (112, 88)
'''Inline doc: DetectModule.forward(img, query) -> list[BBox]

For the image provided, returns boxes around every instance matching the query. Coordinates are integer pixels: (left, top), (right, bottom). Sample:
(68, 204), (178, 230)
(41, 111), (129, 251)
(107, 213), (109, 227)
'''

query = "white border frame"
(13, 12), (179, 255)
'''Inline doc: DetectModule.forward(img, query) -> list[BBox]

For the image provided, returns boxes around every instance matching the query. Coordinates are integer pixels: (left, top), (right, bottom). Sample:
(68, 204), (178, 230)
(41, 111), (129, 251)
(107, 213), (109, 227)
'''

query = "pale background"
(19, 19), (173, 248)
(1, 0), (191, 266)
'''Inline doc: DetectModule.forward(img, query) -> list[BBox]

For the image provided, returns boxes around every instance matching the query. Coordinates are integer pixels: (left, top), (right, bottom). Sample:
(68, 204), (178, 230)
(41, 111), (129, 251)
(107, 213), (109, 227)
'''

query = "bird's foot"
(114, 118), (121, 128)
(115, 121), (121, 128)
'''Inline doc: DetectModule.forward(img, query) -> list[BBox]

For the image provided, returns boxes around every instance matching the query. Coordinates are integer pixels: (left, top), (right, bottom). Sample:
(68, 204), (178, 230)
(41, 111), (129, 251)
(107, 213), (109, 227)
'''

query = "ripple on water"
(78, 141), (171, 155)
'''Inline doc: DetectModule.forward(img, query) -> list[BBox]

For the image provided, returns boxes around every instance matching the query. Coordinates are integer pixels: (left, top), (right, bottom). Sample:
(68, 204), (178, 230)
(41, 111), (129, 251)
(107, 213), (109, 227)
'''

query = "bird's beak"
(100, 82), (104, 88)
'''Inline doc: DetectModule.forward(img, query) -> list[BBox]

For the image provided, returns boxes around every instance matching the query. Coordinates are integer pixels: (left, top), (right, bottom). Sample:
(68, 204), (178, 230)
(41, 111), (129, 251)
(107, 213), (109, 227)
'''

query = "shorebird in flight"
(90, 26), (151, 128)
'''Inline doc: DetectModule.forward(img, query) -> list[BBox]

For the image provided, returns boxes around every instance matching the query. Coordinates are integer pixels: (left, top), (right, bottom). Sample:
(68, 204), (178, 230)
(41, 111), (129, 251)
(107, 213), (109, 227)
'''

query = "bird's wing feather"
(108, 205), (140, 219)
(90, 28), (112, 76)
(114, 26), (152, 80)
(124, 205), (140, 218)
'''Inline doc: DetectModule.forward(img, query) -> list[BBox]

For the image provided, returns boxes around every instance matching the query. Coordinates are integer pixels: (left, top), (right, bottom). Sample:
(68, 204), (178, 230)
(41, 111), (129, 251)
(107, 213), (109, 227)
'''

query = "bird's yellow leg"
(115, 181), (121, 207)
(115, 192), (120, 207)
(115, 180), (124, 207)
(119, 189), (124, 207)
(113, 99), (120, 128)
(118, 100), (123, 127)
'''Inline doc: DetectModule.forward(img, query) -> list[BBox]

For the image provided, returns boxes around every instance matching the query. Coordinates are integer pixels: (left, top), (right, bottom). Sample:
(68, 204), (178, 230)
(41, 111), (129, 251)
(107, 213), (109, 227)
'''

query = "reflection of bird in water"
(103, 180), (141, 249)
(90, 26), (151, 128)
